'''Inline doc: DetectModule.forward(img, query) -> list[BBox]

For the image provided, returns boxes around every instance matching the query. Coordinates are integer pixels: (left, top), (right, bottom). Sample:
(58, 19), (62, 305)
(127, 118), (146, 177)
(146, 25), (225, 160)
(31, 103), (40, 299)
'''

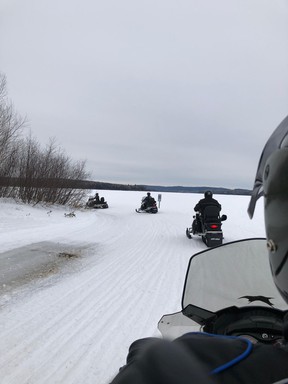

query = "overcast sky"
(0, 0), (287, 189)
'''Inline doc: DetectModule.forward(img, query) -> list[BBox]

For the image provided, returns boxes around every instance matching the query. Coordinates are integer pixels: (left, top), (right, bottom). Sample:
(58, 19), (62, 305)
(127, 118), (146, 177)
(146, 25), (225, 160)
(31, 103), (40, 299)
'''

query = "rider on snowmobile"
(192, 191), (222, 233)
(141, 192), (155, 210)
(111, 115), (288, 384)
(194, 190), (222, 215)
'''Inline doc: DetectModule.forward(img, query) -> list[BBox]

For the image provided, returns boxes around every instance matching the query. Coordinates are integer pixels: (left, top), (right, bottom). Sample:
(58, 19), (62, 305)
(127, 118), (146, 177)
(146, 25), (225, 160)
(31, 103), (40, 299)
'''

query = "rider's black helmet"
(147, 192), (151, 196)
(248, 115), (288, 303)
(204, 190), (213, 198)
(264, 136), (288, 303)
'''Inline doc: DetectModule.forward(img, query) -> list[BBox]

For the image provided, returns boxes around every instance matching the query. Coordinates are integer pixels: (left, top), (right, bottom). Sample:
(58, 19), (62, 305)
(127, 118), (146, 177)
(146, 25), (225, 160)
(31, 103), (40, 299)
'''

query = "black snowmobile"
(135, 197), (158, 214)
(186, 205), (227, 247)
(159, 238), (288, 344)
(86, 196), (109, 209)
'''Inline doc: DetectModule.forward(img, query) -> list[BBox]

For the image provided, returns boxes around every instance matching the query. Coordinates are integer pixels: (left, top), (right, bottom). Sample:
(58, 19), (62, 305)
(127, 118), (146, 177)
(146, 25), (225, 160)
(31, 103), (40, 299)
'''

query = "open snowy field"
(0, 190), (266, 384)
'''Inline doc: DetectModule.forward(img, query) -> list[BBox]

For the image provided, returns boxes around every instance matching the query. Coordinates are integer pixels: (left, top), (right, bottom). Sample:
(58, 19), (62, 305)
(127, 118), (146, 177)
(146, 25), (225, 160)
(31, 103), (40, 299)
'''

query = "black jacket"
(111, 333), (288, 384)
(194, 197), (221, 215)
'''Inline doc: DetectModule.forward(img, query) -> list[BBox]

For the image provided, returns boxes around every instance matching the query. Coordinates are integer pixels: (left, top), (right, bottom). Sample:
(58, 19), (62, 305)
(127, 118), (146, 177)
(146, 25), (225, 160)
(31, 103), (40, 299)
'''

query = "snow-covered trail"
(0, 191), (265, 384)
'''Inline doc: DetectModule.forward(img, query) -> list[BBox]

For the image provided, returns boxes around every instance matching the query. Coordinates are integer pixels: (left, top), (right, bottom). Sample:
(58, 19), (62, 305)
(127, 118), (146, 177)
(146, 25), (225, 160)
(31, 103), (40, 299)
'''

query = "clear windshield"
(182, 238), (287, 312)
(159, 238), (288, 339)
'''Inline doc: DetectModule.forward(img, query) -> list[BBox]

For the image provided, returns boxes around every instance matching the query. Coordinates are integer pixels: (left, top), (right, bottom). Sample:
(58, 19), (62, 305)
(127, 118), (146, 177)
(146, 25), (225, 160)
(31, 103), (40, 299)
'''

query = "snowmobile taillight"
(210, 224), (219, 229)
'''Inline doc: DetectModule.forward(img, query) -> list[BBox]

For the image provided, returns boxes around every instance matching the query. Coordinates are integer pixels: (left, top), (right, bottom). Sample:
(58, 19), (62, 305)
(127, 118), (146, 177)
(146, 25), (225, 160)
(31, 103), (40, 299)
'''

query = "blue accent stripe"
(186, 332), (253, 375)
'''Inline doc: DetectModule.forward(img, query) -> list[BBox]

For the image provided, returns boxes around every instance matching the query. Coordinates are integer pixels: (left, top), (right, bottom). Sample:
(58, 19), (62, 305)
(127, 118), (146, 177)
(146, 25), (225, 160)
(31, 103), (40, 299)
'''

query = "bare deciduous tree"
(0, 72), (90, 207)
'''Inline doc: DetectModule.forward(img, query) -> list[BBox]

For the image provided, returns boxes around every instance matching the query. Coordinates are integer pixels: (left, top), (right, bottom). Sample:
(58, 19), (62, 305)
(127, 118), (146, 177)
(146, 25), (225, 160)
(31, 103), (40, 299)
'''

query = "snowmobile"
(158, 238), (288, 344)
(86, 196), (109, 209)
(135, 198), (158, 214)
(186, 205), (227, 247)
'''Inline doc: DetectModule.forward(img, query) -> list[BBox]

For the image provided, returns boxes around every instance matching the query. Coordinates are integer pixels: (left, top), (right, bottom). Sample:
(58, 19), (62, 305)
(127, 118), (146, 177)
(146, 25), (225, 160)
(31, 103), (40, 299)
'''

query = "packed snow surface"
(0, 190), (266, 383)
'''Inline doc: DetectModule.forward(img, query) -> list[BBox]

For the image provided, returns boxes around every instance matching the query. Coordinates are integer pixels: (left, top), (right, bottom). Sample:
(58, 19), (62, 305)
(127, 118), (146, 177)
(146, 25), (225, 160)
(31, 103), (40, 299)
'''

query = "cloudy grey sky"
(0, 0), (287, 188)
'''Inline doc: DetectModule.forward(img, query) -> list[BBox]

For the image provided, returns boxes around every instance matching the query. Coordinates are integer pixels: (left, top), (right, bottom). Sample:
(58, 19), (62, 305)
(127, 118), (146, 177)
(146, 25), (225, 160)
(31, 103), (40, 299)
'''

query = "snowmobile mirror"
(182, 304), (216, 326)
(220, 214), (227, 221)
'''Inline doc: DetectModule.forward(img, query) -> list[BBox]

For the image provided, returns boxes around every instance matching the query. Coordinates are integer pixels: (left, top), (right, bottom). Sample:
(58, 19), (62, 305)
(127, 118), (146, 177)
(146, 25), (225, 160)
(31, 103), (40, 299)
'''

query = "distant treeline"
(71, 182), (251, 196)
(143, 185), (252, 196)
(73, 180), (145, 191)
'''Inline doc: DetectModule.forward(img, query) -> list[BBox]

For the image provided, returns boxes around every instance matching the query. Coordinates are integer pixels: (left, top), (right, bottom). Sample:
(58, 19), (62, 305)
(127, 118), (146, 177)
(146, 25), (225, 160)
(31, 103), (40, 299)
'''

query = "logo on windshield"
(238, 295), (274, 307)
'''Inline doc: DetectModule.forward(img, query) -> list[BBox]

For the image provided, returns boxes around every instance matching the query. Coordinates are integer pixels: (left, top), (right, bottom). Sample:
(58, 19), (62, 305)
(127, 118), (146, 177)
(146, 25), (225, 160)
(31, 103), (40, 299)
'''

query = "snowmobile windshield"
(158, 239), (288, 339)
(182, 238), (288, 312)
(247, 115), (288, 218)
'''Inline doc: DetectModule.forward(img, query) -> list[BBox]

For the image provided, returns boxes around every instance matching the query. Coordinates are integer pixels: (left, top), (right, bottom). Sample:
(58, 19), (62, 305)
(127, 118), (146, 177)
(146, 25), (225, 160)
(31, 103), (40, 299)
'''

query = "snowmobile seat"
(203, 205), (221, 223)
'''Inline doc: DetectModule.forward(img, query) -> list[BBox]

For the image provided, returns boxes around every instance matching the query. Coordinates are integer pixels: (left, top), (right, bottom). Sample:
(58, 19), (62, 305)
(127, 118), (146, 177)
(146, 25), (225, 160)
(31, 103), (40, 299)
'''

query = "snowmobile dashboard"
(158, 304), (288, 344)
(181, 303), (288, 344)
(159, 303), (288, 345)
(196, 304), (288, 345)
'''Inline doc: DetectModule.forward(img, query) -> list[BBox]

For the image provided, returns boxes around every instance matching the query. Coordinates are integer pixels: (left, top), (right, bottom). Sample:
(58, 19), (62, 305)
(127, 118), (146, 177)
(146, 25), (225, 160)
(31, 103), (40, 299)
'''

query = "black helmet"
(147, 192), (151, 196)
(204, 190), (213, 198)
(248, 115), (288, 303)
(264, 139), (288, 303)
